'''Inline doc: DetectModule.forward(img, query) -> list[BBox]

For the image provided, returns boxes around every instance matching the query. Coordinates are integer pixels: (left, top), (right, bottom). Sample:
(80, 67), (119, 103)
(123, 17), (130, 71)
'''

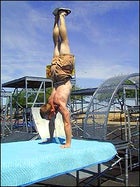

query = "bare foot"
(60, 144), (71, 148)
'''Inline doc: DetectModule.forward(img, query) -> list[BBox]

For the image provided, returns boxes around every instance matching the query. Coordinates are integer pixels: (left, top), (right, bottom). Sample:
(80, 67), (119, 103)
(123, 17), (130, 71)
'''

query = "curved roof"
(83, 73), (139, 140)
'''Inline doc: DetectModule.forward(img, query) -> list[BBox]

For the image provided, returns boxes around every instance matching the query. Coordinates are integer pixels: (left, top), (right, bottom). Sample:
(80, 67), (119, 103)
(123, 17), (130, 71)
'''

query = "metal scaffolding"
(1, 89), (13, 138)
(1, 76), (53, 135)
(71, 73), (139, 186)
(82, 73), (139, 181)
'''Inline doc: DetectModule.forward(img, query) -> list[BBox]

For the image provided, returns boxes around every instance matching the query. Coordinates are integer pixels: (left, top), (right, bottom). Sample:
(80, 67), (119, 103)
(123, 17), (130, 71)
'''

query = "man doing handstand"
(40, 8), (75, 148)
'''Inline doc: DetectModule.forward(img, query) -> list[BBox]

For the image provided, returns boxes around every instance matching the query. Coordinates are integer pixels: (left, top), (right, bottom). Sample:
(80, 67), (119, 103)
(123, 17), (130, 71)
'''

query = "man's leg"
(59, 12), (71, 55)
(53, 15), (60, 57)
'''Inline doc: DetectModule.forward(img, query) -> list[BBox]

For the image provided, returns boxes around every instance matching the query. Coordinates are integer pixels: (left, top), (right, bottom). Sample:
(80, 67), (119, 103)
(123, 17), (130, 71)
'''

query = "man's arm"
(48, 88), (56, 112)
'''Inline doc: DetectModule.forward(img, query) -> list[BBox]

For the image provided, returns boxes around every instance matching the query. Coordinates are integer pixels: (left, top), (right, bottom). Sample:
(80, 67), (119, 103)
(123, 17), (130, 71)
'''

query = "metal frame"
(76, 154), (124, 186)
(1, 89), (13, 138)
(72, 73), (139, 187)
(83, 73), (139, 140)
(2, 76), (53, 134)
(70, 88), (97, 137)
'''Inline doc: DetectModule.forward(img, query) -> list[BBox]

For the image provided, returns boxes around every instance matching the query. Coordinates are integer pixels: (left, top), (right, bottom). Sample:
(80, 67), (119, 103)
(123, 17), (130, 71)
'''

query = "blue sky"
(1, 1), (139, 89)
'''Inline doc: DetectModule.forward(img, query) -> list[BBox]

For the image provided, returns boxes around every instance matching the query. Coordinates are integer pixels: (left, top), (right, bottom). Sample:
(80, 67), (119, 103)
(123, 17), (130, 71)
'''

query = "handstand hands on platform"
(40, 8), (75, 148)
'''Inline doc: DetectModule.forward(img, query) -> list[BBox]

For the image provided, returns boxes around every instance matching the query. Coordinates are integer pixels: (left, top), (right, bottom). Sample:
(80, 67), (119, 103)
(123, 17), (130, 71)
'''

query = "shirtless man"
(40, 8), (75, 148)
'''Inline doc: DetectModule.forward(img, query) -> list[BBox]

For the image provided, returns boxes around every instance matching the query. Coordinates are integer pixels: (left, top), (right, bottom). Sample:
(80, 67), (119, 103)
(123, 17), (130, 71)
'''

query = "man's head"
(40, 103), (52, 120)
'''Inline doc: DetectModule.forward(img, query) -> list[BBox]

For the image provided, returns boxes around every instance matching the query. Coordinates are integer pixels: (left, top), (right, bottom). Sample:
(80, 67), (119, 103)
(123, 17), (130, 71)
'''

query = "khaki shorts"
(50, 54), (75, 86)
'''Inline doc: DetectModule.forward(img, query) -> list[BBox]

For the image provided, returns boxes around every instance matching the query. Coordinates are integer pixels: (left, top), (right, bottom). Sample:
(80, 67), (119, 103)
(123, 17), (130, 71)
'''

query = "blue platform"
(1, 138), (117, 186)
